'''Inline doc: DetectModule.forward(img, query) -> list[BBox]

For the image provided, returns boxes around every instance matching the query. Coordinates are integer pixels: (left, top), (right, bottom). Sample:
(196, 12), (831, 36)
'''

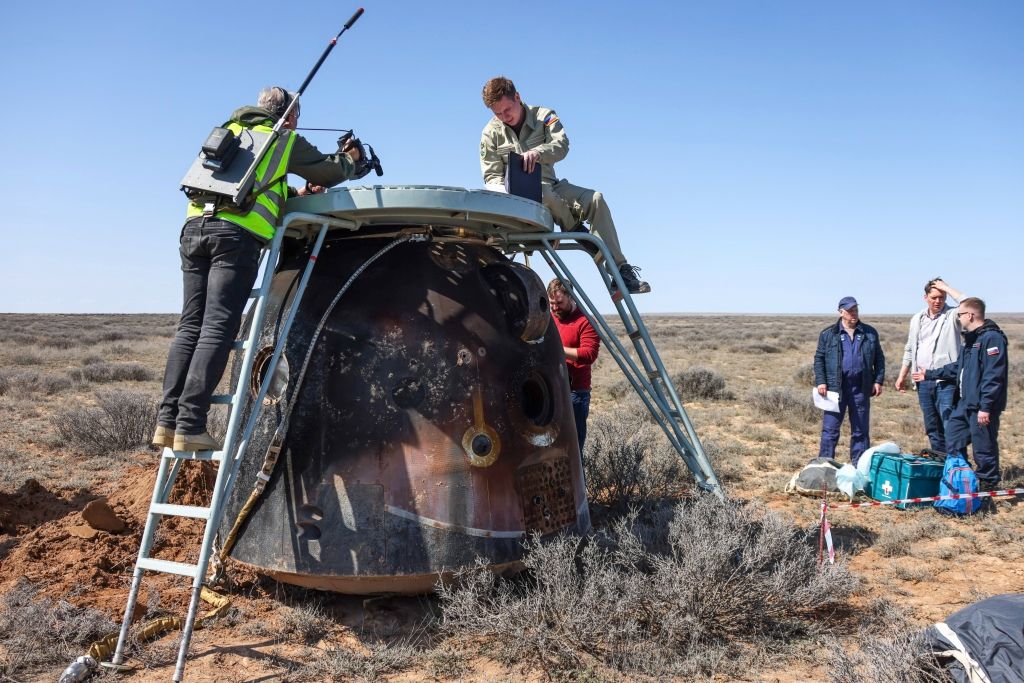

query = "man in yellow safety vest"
(153, 86), (362, 452)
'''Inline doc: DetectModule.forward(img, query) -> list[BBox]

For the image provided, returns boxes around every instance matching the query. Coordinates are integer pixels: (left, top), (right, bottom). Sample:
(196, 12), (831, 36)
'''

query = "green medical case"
(867, 453), (943, 509)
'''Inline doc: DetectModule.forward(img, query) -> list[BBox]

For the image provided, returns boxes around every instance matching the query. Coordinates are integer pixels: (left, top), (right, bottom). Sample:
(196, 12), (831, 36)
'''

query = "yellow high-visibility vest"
(186, 122), (295, 240)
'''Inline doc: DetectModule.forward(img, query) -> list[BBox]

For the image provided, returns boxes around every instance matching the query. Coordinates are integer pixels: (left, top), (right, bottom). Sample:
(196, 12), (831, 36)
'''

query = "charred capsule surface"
(223, 197), (590, 593)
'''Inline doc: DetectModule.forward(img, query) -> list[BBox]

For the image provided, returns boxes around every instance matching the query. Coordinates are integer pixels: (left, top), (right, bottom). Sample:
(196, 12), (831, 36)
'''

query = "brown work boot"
(173, 431), (221, 452)
(151, 425), (175, 449)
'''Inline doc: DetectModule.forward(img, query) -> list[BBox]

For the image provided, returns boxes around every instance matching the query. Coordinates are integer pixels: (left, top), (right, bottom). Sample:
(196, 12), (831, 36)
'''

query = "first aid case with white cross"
(867, 453), (944, 509)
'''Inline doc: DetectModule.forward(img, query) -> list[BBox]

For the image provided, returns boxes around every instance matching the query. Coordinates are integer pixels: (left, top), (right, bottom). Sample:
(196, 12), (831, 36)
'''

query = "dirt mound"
(0, 461), (219, 620)
(0, 478), (91, 534)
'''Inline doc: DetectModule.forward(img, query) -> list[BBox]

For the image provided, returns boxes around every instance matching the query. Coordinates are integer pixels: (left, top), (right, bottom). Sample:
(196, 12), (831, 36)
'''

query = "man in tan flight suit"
(480, 76), (650, 294)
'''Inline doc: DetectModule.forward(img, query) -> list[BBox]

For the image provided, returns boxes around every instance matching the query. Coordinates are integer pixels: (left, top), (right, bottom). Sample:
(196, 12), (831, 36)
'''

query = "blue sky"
(2, 1), (1021, 314)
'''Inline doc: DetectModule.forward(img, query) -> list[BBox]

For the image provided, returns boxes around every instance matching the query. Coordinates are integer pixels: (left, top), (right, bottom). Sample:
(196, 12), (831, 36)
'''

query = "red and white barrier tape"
(832, 488), (1022, 509)
(818, 500), (835, 565)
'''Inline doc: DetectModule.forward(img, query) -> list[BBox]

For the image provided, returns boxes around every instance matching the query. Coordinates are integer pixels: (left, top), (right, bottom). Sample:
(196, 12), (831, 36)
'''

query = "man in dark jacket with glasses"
(916, 297), (1008, 490)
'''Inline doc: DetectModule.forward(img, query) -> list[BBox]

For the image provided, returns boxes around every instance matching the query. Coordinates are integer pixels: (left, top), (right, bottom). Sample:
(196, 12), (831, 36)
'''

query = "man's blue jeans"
(158, 219), (263, 435)
(571, 390), (591, 455)
(818, 377), (870, 465)
(916, 379), (955, 452)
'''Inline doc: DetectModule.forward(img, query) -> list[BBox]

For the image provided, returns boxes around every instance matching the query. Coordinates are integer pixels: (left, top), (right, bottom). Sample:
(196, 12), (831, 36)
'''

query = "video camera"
(338, 130), (383, 179)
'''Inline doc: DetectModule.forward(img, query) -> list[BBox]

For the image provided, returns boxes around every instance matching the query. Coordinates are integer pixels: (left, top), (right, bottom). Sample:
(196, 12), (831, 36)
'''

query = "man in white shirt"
(895, 278), (966, 452)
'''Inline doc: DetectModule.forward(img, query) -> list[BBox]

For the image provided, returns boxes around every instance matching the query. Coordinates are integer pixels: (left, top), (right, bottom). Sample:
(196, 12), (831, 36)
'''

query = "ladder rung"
(150, 503), (211, 520)
(249, 288), (262, 299)
(628, 330), (643, 341)
(669, 410), (681, 419)
(162, 448), (224, 462)
(210, 394), (233, 404)
(647, 370), (662, 380)
(137, 557), (199, 579)
(232, 339), (247, 351)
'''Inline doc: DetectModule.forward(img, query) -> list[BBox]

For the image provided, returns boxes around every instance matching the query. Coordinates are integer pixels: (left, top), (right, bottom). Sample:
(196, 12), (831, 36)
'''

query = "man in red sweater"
(548, 279), (600, 454)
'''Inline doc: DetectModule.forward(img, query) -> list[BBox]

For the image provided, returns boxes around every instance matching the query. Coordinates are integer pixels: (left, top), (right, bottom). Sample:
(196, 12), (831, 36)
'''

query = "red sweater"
(551, 307), (600, 390)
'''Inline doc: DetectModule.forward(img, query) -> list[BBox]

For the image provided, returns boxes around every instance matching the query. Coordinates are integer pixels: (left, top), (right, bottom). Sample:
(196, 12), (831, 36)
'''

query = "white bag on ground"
(835, 464), (862, 499)
(837, 442), (900, 499)
(856, 442), (900, 477)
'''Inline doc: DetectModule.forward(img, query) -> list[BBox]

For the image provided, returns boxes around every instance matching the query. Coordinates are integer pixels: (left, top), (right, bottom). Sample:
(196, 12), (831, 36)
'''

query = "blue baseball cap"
(838, 296), (858, 311)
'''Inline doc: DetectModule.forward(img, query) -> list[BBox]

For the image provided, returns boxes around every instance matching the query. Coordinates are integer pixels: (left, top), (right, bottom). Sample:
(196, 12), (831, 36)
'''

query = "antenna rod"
(232, 8), (365, 204)
(277, 7), (365, 130)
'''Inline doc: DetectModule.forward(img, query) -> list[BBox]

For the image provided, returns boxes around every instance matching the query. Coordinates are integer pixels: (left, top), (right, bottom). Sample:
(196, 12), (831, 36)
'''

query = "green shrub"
(0, 369), (72, 395)
(80, 362), (153, 383)
(439, 497), (855, 678)
(750, 387), (819, 425)
(51, 390), (158, 454)
(672, 367), (735, 402)
(584, 410), (685, 510)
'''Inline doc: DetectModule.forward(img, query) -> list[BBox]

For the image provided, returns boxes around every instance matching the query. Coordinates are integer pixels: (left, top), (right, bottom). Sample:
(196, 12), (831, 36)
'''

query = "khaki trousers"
(542, 180), (627, 266)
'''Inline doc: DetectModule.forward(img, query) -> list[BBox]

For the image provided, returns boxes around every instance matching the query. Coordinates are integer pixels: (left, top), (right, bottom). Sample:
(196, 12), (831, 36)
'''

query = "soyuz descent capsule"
(220, 186), (591, 593)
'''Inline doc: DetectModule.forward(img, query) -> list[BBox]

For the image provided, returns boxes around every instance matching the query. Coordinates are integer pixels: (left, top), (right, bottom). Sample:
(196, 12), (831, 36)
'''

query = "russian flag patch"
(544, 115), (559, 127)
(987, 346), (1000, 356)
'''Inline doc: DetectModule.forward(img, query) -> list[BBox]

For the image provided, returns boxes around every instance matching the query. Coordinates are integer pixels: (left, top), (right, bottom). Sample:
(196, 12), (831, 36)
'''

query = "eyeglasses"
(957, 311), (973, 319)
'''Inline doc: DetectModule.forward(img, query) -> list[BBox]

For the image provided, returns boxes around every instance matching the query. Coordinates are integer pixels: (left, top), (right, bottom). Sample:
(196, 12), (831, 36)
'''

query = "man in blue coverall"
(814, 297), (886, 465)
(915, 297), (1008, 490)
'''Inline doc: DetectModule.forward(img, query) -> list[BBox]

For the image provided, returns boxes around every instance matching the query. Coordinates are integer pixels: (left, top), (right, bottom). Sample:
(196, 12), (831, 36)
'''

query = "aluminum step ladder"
(502, 229), (724, 499)
(110, 213), (356, 682)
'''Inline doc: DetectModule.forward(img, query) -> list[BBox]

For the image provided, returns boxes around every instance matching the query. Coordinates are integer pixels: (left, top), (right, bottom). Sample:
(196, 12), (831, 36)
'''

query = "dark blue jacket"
(813, 320), (885, 397)
(926, 320), (1008, 413)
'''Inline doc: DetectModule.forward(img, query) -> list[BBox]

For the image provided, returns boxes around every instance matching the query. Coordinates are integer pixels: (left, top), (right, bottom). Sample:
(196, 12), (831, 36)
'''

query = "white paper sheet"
(812, 388), (840, 412)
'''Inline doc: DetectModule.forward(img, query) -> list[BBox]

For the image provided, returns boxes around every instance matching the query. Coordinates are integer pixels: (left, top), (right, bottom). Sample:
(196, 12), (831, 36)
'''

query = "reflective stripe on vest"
(186, 122), (295, 240)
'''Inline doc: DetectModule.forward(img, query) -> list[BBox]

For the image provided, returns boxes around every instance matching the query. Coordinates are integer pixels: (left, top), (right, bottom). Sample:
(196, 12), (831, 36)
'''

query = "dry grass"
(583, 406), (686, 510)
(0, 579), (117, 680)
(278, 601), (332, 644)
(51, 390), (159, 455)
(826, 599), (947, 683)
(749, 386), (819, 427)
(671, 366), (736, 402)
(74, 361), (155, 383)
(285, 640), (421, 682)
(438, 497), (854, 678)
(1, 312), (1022, 681)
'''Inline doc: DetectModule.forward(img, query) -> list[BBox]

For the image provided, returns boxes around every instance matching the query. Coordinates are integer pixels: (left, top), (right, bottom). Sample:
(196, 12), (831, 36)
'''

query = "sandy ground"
(1, 312), (1021, 681)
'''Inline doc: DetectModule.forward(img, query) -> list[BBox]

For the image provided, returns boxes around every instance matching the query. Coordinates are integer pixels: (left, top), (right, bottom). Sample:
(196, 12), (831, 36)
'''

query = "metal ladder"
(504, 230), (724, 499)
(111, 212), (357, 682)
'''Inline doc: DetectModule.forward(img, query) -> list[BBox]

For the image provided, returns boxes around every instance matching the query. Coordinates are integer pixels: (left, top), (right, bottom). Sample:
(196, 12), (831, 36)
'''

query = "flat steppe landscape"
(1, 312), (1021, 681)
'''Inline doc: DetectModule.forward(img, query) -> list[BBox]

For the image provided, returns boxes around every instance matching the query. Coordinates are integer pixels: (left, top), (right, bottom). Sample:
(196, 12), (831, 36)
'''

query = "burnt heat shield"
(222, 236), (590, 594)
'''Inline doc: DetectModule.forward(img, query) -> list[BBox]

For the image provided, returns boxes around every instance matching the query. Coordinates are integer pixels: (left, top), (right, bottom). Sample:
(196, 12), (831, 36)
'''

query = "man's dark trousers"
(917, 379), (955, 452)
(158, 218), (263, 435)
(571, 390), (591, 455)
(945, 407), (1001, 484)
(819, 376), (870, 465)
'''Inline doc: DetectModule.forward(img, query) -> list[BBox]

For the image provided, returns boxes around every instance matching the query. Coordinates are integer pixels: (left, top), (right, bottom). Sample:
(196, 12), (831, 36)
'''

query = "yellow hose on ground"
(87, 586), (231, 661)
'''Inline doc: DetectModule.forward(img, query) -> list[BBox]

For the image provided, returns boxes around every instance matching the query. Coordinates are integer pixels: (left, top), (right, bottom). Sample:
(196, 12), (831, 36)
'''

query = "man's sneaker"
(616, 264), (651, 295)
(151, 425), (175, 449)
(173, 431), (221, 452)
